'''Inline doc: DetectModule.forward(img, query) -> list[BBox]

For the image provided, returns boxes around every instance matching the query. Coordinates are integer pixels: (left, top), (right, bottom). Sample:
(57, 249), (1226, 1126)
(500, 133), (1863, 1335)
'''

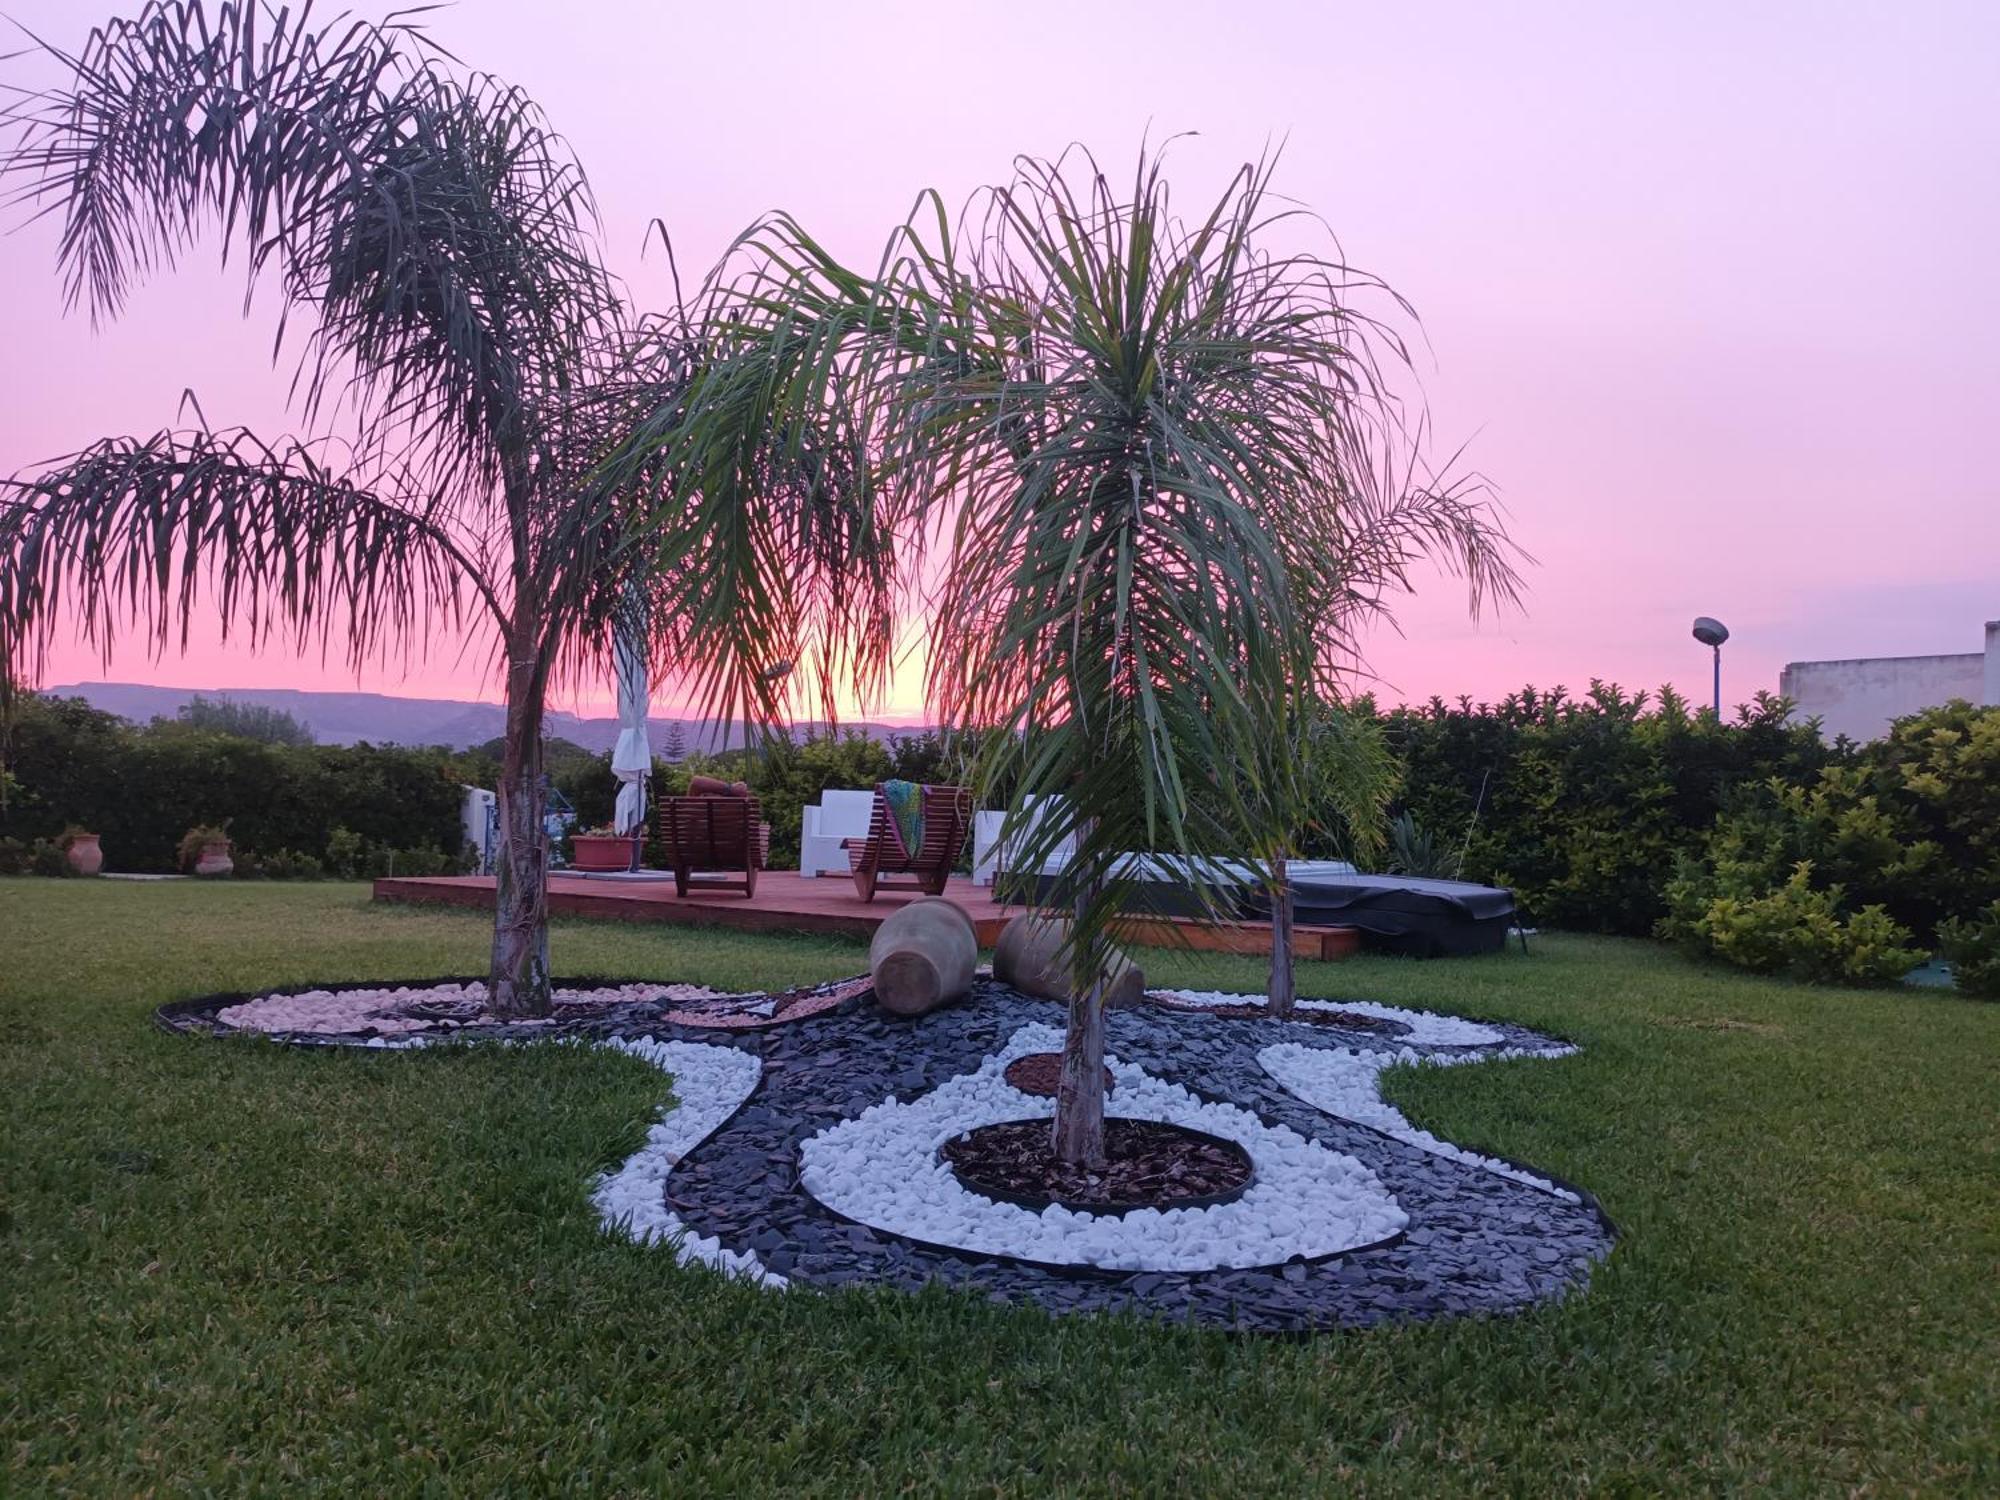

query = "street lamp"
(1692, 617), (1729, 717)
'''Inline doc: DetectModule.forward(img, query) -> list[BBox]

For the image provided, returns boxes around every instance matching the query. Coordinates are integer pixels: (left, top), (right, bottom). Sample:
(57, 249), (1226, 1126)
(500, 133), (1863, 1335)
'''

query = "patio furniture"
(845, 782), (973, 902)
(971, 794), (1074, 888)
(800, 788), (879, 877)
(658, 792), (764, 898)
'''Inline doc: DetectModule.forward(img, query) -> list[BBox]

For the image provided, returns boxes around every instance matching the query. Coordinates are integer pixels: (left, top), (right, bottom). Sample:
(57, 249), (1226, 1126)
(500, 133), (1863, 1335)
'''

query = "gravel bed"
(588, 1037), (785, 1285)
(1259, 1041), (1581, 1201)
(798, 1021), (1405, 1270)
(216, 980), (726, 1037)
(157, 975), (1613, 1331)
(1150, 989), (1508, 1047)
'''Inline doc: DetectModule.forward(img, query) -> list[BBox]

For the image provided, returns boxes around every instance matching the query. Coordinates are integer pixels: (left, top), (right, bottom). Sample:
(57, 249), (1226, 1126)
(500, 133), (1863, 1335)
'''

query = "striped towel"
(881, 779), (923, 859)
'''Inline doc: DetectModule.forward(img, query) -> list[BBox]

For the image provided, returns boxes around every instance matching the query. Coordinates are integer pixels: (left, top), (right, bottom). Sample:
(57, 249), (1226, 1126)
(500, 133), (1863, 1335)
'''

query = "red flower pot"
(571, 833), (636, 873)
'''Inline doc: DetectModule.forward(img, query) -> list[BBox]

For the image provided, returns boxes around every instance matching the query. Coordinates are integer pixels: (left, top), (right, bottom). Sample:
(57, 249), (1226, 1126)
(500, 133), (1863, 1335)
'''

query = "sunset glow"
(4, 0), (1993, 720)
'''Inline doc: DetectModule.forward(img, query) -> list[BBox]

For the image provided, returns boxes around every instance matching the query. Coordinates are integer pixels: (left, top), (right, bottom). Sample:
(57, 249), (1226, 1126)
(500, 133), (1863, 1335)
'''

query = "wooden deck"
(372, 870), (1358, 960)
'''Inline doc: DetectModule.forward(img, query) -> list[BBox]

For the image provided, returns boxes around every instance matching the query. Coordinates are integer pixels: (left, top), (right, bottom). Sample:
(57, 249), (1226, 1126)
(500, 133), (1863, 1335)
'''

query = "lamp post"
(1692, 617), (1730, 717)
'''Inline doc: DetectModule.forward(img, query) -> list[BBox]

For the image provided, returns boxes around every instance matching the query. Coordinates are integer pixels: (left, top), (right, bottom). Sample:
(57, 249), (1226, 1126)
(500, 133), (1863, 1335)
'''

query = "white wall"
(1781, 621), (1998, 742)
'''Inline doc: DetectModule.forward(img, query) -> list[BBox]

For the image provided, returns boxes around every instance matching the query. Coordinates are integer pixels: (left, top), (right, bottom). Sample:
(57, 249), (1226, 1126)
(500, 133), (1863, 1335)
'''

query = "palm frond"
(675, 143), (1522, 977)
(0, 1), (623, 501)
(0, 426), (474, 698)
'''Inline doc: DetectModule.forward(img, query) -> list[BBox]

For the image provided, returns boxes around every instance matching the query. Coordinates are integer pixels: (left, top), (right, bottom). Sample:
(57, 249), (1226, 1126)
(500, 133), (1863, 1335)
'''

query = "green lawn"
(4, 880), (1997, 1496)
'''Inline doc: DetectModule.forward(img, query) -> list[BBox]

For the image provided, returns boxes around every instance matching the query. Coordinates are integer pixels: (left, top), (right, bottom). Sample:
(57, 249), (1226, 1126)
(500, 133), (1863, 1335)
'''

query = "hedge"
(1384, 683), (1837, 936)
(1, 696), (465, 872)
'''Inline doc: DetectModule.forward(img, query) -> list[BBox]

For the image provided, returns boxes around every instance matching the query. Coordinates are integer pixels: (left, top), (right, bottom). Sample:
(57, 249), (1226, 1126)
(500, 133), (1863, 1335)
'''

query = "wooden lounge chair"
(658, 792), (763, 898)
(845, 782), (972, 902)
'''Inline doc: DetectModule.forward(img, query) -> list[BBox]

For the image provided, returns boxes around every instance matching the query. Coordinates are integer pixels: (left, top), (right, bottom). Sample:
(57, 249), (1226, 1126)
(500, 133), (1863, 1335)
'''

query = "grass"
(4, 879), (1997, 1496)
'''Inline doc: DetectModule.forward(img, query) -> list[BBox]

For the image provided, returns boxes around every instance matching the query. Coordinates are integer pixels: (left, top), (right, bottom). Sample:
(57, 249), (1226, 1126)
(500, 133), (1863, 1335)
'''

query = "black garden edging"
(155, 973), (1615, 1332)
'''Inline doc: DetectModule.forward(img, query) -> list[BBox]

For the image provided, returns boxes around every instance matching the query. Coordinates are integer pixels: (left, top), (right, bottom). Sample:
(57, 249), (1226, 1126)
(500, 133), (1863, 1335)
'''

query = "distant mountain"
(41, 682), (917, 753)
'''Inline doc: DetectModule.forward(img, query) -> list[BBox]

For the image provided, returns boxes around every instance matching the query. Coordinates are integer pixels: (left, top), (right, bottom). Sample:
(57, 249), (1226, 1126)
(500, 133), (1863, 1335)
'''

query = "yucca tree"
(675, 146), (1519, 1165)
(0, 2), (892, 1016)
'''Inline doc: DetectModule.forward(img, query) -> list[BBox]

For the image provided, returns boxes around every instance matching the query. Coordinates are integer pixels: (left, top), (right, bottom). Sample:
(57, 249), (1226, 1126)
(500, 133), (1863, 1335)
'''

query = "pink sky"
(3, 0), (1995, 721)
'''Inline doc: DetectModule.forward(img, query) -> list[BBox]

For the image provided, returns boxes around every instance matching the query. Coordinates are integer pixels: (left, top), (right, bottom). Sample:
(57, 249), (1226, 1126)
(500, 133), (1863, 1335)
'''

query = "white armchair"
(970, 811), (1005, 886)
(798, 788), (879, 877)
(970, 795), (1074, 886)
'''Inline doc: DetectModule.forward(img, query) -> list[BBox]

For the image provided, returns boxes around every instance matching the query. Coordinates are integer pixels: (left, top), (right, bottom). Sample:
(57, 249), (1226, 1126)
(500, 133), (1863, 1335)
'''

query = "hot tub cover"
(1271, 873), (1517, 957)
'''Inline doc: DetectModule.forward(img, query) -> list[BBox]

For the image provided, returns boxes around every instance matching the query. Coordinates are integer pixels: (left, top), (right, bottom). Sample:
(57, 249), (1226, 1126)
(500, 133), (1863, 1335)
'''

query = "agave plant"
(1386, 810), (1461, 879)
(0, 2), (892, 1015)
(672, 145), (1519, 1164)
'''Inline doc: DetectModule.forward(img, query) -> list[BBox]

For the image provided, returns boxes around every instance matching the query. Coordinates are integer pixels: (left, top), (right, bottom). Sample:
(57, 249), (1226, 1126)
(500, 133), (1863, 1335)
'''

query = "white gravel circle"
(1150, 988), (1510, 1047)
(798, 1023), (1407, 1272)
(589, 1037), (786, 1286)
(217, 980), (725, 1036)
(1259, 1041), (1580, 1201)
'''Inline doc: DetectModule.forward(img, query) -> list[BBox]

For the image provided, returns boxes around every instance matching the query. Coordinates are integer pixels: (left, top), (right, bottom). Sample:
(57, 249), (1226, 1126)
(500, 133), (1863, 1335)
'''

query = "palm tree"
(0, 2), (891, 1016)
(673, 145), (1520, 1166)
(1251, 693), (1405, 1018)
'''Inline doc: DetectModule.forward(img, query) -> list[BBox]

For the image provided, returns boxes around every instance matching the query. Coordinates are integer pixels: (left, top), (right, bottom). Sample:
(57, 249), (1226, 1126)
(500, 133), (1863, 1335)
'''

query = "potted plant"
(179, 824), (234, 878)
(57, 825), (104, 876)
(569, 823), (637, 873)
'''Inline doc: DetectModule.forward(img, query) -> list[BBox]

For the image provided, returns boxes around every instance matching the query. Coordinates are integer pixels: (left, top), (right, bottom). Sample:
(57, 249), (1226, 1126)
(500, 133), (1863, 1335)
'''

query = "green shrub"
(741, 731), (894, 870)
(0, 836), (29, 875)
(1384, 683), (1835, 935)
(1938, 901), (2000, 1000)
(1664, 702), (2000, 985)
(324, 826), (365, 878)
(240, 848), (325, 881)
(178, 825), (231, 874)
(324, 829), (459, 881)
(1662, 861), (1921, 986)
(28, 838), (73, 878)
(386, 845), (452, 877)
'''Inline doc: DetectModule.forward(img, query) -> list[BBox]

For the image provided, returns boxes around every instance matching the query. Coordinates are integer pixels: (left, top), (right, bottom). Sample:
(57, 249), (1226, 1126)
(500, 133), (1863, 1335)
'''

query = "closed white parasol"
(611, 615), (650, 839)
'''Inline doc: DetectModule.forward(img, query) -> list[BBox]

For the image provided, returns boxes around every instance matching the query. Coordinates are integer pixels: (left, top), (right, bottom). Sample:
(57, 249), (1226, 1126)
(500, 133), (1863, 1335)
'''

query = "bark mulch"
(940, 1118), (1253, 1214)
(1003, 1051), (1114, 1098)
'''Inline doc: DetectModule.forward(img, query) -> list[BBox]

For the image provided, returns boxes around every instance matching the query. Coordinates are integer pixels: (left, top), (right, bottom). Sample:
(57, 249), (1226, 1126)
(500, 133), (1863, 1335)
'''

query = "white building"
(1781, 620), (2000, 742)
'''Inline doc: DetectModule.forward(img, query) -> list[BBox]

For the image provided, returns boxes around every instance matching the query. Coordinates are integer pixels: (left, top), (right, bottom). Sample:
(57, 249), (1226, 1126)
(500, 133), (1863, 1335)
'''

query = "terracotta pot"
(868, 897), (978, 1016)
(64, 833), (103, 877)
(570, 832), (636, 873)
(194, 840), (234, 878)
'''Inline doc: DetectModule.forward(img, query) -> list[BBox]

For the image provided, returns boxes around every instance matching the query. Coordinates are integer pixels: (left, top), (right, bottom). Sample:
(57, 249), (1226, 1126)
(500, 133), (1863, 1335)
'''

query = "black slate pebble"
(158, 973), (1615, 1333)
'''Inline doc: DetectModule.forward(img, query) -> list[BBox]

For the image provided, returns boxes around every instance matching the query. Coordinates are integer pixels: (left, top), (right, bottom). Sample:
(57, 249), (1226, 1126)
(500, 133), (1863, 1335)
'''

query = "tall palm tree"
(673, 145), (1520, 1166)
(0, 2), (892, 1016)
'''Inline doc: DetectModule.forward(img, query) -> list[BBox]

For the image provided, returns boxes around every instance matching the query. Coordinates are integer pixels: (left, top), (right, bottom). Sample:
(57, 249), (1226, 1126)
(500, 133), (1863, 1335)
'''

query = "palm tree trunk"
(1051, 875), (1108, 1169)
(490, 648), (552, 1019)
(1268, 849), (1296, 1019)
